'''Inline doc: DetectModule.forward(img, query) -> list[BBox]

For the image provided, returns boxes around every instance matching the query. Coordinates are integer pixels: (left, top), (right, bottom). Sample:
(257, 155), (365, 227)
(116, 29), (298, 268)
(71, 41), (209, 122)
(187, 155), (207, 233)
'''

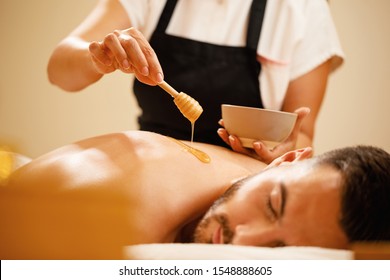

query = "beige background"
(1, 0), (389, 158)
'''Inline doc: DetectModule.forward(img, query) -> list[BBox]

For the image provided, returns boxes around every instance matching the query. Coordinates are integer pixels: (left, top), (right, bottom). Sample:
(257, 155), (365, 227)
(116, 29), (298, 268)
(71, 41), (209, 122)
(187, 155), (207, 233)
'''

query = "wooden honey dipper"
(159, 81), (203, 123)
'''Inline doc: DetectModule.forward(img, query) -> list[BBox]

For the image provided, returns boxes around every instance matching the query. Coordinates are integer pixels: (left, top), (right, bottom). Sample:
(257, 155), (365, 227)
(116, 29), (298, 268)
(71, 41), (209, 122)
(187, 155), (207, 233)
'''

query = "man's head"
(317, 145), (390, 244)
(193, 146), (390, 249)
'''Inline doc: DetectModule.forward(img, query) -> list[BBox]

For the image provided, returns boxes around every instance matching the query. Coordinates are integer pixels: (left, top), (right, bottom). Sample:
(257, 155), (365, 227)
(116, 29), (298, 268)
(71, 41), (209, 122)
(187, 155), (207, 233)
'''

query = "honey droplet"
(167, 137), (211, 163)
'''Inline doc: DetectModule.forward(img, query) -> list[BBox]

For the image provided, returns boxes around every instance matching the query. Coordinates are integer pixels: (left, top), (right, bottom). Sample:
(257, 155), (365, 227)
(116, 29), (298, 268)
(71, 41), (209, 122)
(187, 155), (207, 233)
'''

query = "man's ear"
(266, 147), (313, 169)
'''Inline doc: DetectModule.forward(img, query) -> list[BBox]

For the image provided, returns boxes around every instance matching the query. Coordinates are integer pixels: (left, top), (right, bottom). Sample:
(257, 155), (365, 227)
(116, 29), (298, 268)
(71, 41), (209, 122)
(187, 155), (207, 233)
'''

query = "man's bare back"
(1, 131), (266, 259)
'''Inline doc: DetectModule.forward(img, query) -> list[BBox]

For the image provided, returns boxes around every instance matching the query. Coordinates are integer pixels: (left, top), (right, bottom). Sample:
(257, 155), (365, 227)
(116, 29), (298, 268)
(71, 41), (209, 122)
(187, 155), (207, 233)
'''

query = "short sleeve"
(258, 0), (344, 109)
(288, 0), (344, 80)
(118, 0), (166, 39)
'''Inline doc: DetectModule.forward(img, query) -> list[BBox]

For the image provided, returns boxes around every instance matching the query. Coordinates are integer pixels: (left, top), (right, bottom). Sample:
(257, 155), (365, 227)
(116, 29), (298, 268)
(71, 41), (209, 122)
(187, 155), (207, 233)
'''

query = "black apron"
(133, 0), (267, 147)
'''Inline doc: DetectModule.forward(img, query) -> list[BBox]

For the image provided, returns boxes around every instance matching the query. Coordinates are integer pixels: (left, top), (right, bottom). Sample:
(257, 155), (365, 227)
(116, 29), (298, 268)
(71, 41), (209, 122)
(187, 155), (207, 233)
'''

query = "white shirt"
(119, 0), (344, 110)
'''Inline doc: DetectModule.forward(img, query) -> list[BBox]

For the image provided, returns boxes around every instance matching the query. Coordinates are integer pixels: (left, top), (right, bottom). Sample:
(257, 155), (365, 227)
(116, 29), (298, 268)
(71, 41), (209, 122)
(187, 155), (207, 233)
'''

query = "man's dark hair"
(316, 145), (390, 243)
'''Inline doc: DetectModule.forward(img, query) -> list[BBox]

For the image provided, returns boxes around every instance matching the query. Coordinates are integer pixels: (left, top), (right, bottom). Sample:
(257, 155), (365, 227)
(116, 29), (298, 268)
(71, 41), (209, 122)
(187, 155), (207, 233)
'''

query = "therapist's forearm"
(47, 37), (103, 92)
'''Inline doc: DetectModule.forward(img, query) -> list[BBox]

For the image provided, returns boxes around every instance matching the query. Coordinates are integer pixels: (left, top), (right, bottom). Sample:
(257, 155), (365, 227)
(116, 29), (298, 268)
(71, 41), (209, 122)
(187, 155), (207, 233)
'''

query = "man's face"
(193, 161), (349, 249)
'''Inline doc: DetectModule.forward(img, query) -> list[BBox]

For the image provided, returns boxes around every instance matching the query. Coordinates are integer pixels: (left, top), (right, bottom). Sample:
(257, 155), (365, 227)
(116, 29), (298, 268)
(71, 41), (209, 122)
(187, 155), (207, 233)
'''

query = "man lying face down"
(194, 146), (390, 248)
(1, 131), (389, 259)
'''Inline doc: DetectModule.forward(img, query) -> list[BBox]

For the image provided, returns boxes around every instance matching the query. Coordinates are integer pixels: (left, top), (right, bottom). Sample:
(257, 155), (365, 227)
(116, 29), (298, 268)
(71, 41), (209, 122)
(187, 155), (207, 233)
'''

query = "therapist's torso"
(133, 0), (267, 146)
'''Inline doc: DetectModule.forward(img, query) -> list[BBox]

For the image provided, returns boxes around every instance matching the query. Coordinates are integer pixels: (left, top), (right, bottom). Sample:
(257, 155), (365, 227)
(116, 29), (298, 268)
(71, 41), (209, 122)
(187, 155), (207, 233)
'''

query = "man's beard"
(192, 183), (241, 244)
(192, 213), (234, 244)
(192, 174), (256, 244)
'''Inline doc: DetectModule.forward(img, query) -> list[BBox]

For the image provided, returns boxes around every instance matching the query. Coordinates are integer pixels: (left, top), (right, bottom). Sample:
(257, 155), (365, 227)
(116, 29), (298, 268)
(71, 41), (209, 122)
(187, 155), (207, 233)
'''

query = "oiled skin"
(0, 131), (265, 259)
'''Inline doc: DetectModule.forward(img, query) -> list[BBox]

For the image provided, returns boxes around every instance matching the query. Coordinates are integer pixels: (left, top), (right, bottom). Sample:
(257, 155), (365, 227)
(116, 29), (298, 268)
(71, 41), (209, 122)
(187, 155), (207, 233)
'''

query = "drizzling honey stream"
(158, 81), (209, 162)
(168, 137), (211, 163)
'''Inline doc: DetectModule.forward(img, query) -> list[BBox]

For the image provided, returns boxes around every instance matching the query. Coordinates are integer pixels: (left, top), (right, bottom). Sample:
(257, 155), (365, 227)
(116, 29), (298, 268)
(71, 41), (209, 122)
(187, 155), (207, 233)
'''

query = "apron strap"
(154, 0), (178, 33)
(246, 0), (268, 51)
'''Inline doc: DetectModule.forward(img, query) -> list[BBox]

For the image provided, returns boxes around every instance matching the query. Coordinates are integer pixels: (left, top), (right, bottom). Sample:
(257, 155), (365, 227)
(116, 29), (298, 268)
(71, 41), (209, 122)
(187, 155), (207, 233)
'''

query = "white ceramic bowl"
(221, 104), (297, 148)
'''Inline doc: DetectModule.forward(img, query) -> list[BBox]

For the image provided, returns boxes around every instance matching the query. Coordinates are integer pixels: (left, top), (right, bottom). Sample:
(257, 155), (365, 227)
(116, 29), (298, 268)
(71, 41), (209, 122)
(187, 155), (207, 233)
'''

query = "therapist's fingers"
(265, 147), (313, 170)
(253, 140), (303, 164)
(89, 28), (164, 84)
(103, 32), (130, 70)
(218, 124), (264, 161)
(217, 128), (230, 146)
(218, 130), (260, 159)
(121, 28), (164, 85)
(252, 107), (311, 163)
(228, 135), (254, 156)
(89, 41), (111, 66)
(252, 142), (281, 164)
(89, 41), (117, 74)
(218, 108), (311, 164)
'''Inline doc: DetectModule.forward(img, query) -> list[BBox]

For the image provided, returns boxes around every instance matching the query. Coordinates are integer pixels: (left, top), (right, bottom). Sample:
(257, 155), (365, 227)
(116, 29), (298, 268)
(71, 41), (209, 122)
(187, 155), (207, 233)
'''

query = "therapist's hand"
(218, 107), (311, 164)
(88, 27), (164, 85)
